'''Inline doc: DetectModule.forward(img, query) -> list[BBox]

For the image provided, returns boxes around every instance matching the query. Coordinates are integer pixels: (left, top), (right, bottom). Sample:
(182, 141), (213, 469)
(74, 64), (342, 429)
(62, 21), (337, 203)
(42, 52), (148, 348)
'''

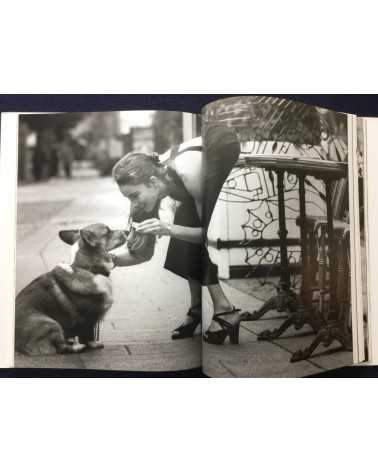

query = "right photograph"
(201, 96), (354, 377)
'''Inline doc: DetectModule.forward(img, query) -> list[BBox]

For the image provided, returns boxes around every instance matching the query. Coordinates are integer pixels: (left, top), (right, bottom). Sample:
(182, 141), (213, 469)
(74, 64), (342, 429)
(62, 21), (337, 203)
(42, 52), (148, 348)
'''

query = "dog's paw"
(57, 262), (73, 273)
(60, 342), (87, 354)
(94, 274), (112, 293)
(86, 341), (104, 350)
(71, 342), (87, 353)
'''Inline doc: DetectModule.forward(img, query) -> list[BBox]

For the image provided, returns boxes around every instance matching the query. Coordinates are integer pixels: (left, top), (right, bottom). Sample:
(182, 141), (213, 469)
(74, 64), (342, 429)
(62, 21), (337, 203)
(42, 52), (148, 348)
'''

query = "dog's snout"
(116, 229), (128, 244)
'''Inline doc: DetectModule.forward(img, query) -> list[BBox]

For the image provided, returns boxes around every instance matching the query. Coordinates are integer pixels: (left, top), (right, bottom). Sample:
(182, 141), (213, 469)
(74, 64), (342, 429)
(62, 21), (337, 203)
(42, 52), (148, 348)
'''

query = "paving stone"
(244, 318), (315, 340)
(304, 347), (353, 370)
(203, 340), (322, 378)
(14, 352), (85, 369)
(127, 337), (201, 357)
(98, 329), (174, 344)
(16, 255), (47, 294)
(239, 326), (259, 343)
(17, 200), (73, 225)
(80, 344), (200, 372)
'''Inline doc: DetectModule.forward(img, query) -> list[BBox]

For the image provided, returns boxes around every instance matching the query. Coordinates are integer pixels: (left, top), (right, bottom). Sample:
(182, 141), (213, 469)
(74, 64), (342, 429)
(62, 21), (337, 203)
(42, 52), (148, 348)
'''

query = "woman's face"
(118, 179), (161, 217)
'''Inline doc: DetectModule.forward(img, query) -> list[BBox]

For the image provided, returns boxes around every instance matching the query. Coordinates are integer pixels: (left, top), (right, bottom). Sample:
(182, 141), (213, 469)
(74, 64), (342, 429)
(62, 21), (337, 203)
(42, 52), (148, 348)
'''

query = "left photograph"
(15, 111), (202, 371)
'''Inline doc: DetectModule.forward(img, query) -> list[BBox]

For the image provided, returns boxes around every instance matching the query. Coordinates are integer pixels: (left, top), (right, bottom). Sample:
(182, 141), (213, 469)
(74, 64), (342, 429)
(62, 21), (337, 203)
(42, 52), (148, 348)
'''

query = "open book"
(0, 96), (371, 377)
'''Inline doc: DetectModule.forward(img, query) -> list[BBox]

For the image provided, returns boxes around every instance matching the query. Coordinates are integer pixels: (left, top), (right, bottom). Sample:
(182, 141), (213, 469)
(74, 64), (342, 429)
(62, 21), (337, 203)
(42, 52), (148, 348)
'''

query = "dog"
(15, 223), (127, 356)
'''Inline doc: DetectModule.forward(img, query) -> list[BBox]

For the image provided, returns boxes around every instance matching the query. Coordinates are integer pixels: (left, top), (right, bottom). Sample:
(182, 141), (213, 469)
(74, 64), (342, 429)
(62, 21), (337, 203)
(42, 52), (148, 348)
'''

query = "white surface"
(365, 118), (378, 363)
(1, 378), (377, 472)
(0, 2), (376, 93)
(348, 115), (364, 362)
(0, 113), (18, 367)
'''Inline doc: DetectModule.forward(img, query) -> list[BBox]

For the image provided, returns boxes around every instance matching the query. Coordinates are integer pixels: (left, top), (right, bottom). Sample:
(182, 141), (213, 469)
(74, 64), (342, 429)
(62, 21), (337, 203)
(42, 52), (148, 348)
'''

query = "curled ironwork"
(207, 98), (348, 290)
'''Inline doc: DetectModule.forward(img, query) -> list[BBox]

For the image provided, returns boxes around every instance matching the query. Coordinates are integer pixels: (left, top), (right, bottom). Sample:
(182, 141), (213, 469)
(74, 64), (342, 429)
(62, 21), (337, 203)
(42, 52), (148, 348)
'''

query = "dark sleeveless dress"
(164, 124), (240, 286)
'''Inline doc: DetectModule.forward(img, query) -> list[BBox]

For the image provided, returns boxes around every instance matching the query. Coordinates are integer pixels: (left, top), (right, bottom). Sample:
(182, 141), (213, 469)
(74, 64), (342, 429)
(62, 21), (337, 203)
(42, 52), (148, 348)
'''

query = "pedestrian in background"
(49, 133), (60, 178)
(32, 130), (51, 181)
(58, 130), (75, 179)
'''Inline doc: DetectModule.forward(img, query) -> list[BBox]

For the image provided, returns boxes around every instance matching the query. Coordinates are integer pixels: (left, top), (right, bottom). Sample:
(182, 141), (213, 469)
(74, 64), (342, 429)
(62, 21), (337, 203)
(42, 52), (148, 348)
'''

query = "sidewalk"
(15, 174), (352, 375)
(203, 283), (352, 377)
(15, 175), (201, 372)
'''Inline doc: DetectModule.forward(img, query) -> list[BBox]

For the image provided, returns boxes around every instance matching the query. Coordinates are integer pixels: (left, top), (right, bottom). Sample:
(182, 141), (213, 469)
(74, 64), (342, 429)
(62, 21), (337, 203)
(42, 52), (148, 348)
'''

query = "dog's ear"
(59, 229), (80, 245)
(80, 229), (98, 248)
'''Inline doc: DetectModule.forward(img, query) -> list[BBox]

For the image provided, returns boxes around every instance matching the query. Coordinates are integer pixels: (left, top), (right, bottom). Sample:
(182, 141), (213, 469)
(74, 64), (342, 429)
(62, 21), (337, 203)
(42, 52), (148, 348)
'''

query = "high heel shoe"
(203, 307), (242, 345)
(171, 305), (201, 340)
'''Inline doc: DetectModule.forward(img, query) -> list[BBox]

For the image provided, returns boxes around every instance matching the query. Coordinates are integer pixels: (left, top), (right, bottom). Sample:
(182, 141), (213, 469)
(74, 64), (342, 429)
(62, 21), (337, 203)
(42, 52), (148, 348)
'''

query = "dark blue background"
(1, 94), (376, 378)
(0, 94), (378, 116)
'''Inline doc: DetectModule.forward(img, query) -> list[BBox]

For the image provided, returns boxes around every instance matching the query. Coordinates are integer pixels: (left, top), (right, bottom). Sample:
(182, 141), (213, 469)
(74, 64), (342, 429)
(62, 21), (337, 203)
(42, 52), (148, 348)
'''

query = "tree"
(20, 112), (87, 138)
(153, 111), (183, 153)
(18, 113), (88, 181)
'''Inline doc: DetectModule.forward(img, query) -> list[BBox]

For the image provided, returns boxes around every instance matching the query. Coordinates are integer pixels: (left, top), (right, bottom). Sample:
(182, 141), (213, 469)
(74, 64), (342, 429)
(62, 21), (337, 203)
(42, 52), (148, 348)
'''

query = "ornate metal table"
(240, 155), (352, 362)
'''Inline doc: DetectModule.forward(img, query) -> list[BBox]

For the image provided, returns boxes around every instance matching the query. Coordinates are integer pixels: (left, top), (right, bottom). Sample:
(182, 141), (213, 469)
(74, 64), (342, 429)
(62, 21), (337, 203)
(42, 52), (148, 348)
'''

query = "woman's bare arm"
(112, 247), (154, 267)
(169, 224), (203, 244)
(136, 219), (204, 244)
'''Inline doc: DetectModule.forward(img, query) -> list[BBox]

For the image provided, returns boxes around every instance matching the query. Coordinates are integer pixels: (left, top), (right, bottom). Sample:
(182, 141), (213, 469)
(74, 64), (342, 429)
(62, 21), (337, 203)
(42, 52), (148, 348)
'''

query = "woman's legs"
(171, 277), (201, 339)
(171, 125), (242, 340)
(206, 283), (241, 332)
(177, 279), (239, 332)
(201, 125), (244, 337)
(188, 277), (201, 310)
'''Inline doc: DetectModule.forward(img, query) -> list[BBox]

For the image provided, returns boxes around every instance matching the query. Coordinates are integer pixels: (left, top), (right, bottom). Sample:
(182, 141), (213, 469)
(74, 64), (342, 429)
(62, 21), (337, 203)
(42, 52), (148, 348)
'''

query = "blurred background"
(18, 111), (201, 182)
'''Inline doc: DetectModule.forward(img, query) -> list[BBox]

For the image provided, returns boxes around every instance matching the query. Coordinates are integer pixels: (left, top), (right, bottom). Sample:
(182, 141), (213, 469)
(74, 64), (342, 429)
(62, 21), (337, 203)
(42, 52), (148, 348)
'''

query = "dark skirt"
(164, 124), (241, 286)
(164, 197), (219, 285)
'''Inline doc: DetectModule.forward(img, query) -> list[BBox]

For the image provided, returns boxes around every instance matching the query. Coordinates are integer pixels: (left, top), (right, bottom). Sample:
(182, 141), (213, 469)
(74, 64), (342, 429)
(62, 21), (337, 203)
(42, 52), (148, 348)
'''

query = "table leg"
(257, 174), (322, 340)
(246, 170), (298, 321)
(291, 181), (352, 362)
(326, 180), (337, 317)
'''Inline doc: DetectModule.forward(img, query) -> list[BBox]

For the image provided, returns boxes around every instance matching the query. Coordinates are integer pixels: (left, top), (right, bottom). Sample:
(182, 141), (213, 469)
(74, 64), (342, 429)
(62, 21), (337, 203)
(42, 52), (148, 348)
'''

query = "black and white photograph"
(14, 110), (204, 371)
(8, 96), (364, 376)
(201, 96), (354, 377)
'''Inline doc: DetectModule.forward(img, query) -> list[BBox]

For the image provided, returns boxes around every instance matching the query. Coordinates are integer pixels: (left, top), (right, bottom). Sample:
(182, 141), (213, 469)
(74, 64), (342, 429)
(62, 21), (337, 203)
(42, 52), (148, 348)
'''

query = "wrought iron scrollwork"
(204, 96), (348, 290)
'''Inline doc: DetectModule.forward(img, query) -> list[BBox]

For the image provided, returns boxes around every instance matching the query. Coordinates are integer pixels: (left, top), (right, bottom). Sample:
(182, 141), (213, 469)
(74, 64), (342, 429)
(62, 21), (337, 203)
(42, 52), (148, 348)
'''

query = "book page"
(364, 117), (378, 364)
(356, 117), (369, 361)
(5, 110), (203, 372)
(201, 96), (357, 377)
(0, 113), (18, 368)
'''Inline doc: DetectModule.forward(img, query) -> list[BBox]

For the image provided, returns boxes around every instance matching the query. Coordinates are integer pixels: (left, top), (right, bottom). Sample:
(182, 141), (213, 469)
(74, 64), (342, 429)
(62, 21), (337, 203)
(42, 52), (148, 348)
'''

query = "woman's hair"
(112, 152), (165, 186)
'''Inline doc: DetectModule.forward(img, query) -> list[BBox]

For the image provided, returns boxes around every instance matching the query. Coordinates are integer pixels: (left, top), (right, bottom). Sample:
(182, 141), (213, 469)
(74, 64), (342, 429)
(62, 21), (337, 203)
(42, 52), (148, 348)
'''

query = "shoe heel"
(203, 329), (228, 345)
(229, 325), (240, 345)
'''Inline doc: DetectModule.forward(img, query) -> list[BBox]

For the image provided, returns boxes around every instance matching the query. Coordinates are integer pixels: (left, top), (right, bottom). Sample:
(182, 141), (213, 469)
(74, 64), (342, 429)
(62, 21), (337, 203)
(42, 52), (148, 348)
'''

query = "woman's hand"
(135, 218), (172, 237)
(136, 219), (203, 244)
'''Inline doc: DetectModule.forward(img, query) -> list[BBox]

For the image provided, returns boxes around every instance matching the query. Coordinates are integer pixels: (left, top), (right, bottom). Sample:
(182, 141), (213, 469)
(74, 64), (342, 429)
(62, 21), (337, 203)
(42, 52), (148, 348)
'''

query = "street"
(15, 168), (352, 375)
